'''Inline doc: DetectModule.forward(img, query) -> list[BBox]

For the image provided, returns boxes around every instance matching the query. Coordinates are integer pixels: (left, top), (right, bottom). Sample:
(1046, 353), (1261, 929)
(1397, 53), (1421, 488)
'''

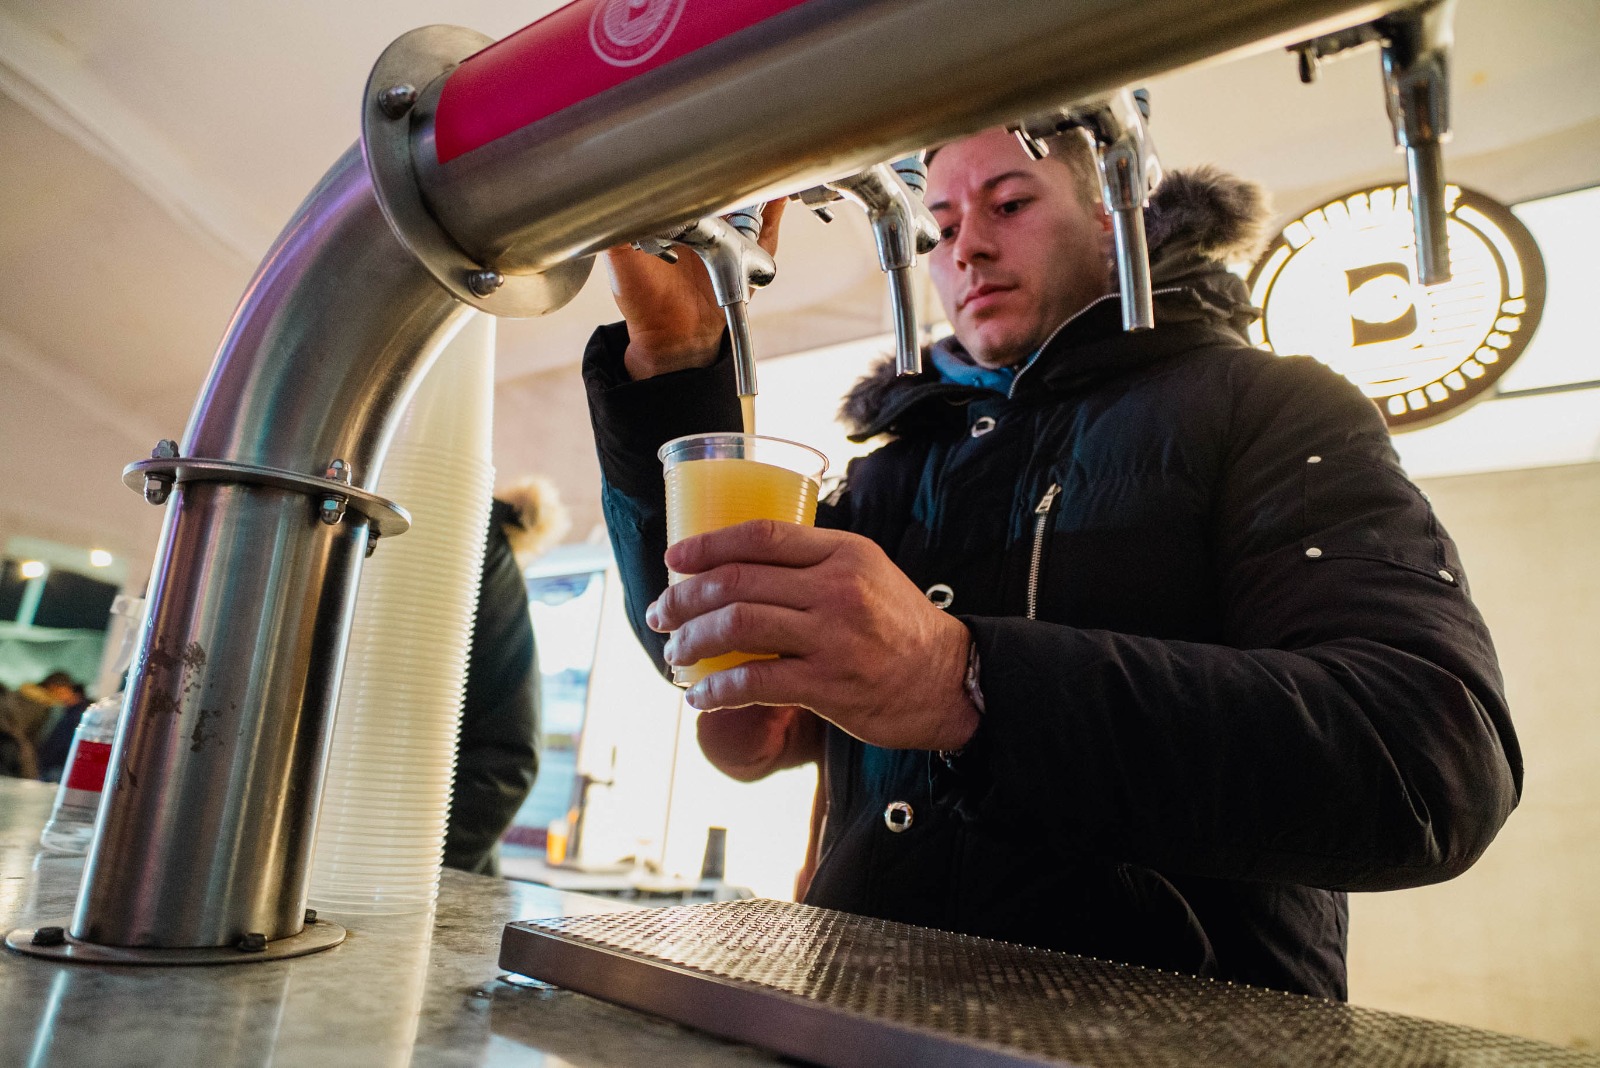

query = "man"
(581, 127), (1520, 999)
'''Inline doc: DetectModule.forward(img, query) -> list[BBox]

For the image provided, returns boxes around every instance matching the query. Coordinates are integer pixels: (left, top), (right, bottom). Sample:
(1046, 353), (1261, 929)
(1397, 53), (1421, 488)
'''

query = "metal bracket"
(362, 25), (592, 317)
(123, 455), (412, 539)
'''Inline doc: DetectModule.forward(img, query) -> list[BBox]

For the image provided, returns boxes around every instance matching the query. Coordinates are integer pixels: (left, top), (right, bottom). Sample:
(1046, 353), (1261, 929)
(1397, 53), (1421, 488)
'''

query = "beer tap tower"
(7, 0), (1446, 965)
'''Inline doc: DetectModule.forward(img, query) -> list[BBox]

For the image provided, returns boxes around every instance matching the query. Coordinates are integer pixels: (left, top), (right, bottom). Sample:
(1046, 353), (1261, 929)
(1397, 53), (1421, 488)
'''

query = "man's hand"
(696, 704), (824, 783)
(645, 520), (980, 753)
(604, 199), (787, 380)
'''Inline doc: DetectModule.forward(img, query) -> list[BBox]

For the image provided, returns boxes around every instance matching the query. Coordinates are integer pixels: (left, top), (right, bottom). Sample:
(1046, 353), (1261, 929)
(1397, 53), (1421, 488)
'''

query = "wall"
(1347, 461), (1600, 1050)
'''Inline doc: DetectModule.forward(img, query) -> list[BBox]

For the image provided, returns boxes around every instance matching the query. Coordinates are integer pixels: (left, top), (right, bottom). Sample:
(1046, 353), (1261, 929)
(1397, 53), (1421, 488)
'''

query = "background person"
(444, 476), (571, 876)
(32, 671), (90, 781)
(578, 127), (1520, 999)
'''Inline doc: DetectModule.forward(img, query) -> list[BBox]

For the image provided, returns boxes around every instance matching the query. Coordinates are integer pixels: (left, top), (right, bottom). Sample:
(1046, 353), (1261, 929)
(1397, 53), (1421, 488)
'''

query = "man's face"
(926, 128), (1112, 369)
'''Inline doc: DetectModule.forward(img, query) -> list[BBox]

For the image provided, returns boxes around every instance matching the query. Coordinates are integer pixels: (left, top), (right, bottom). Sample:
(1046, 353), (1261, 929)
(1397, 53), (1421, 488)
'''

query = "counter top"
(0, 778), (782, 1067)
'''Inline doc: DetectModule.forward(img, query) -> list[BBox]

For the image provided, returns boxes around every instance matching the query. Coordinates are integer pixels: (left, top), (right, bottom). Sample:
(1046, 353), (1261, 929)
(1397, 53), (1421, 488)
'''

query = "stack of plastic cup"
(308, 313), (497, 915)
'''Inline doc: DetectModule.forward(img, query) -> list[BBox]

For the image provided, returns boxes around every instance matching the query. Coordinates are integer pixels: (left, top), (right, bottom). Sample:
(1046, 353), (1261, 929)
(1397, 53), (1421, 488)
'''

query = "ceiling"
(3, 0), (1598, 584)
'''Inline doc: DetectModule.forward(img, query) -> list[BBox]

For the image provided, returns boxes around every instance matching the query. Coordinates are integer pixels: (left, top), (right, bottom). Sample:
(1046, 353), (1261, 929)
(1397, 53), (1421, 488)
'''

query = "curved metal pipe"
(73, 146), (469, 949)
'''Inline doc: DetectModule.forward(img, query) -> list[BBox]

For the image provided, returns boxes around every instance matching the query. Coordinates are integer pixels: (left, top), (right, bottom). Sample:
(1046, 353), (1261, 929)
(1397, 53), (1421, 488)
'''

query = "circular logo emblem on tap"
(590, 0), (689, 67)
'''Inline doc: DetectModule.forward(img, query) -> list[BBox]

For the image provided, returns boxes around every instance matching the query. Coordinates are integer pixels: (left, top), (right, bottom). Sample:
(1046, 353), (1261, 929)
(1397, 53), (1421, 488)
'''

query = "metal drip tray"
(501, 899), (1596, 1068)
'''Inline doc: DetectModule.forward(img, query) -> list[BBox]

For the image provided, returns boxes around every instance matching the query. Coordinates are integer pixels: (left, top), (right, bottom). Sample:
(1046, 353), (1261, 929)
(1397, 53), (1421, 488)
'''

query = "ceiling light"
(19, 560), (46, 580)
(89, 549), (114, 568)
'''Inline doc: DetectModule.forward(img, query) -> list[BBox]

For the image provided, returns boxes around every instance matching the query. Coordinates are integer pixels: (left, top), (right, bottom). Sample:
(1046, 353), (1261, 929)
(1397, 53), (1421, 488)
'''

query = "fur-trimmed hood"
(494, 476), (571, 564)
(840, 166), (1270, 439)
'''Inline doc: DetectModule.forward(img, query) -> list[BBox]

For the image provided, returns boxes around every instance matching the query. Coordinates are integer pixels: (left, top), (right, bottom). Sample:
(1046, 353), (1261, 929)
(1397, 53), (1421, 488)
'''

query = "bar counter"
(0, 778), (781, 1067)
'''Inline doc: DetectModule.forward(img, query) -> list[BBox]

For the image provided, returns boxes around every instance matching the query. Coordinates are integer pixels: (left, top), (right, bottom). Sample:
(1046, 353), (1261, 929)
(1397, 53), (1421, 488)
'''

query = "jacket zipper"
(1008, 286), (1187, 400)
(1026, 482), (1062, 620)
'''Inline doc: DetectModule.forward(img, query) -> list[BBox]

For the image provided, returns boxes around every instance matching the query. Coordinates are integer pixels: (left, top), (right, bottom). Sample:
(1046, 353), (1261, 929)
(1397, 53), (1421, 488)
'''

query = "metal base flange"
(362, 25), (593, 317)
(6, 919), (346, 965)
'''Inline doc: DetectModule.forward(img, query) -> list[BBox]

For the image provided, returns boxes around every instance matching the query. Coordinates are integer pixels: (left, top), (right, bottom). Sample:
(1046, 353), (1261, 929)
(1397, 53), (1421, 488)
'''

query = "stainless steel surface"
(414, 0), (1412, 277)
(886, 267), (920, 376)
(121, 455), (412, 538)
(363, 26), (594, 318)
(1380, 0), (1456, 284)
(1111, 203), (1155, 331)
(76, 137), (473, 949)
(501, 899), (1600, 1068)
(8, 917), (346, 964)
(2, 780), (774, 1068)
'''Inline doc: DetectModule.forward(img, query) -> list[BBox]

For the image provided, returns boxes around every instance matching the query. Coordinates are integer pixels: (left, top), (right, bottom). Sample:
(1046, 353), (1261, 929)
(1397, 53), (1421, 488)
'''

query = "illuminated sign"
(1247, 184), (1546, 430)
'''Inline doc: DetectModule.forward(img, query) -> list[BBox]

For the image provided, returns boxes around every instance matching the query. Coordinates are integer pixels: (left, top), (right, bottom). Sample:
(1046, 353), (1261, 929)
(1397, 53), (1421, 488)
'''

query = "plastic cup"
(658, 432), (828, 687)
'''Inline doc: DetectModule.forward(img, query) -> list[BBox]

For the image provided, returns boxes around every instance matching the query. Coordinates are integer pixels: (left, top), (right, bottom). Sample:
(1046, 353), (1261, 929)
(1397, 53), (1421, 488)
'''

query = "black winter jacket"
(444, 498), (541, 875)
(581, 169), (1520, 1000)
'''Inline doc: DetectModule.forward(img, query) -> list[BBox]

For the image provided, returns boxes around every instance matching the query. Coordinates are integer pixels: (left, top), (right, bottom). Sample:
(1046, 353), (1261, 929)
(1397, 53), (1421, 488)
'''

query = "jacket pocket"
(1301, 453), (1462, 585)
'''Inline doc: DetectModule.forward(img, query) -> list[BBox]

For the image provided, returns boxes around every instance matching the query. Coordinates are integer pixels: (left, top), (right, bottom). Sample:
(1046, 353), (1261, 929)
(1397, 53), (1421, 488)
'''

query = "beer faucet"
(797, 157), (940, 376)
(1292, 0), (1457, 285)
(1012, 88), (1163, 331)
(635, 206), (774, 400)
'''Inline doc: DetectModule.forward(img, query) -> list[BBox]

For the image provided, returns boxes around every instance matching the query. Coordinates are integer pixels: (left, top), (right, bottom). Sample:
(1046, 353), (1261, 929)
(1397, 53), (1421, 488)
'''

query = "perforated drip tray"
(500, 899), (1596, 1068)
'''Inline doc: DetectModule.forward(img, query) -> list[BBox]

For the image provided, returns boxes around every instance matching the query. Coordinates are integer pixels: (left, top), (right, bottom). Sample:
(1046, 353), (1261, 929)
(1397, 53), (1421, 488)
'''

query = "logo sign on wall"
(1246, 184), (1546, 431)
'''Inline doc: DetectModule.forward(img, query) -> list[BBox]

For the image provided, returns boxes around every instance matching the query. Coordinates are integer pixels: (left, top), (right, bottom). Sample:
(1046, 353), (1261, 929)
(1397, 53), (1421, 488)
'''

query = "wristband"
(938, 640), (984, 767)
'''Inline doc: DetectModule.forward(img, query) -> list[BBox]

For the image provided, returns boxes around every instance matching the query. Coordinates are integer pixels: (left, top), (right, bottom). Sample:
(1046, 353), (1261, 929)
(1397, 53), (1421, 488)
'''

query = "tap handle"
(1378, 0), (1457, 285)
(1015, 88), (1161, 331)
(643, 213), (776, 398)
(826, 162), (941, 375)
(1288, 2), (1456, 284)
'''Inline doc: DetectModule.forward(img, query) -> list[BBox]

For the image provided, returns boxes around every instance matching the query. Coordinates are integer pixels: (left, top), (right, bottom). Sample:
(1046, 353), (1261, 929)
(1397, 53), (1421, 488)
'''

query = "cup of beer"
(658, 432), (829, 687)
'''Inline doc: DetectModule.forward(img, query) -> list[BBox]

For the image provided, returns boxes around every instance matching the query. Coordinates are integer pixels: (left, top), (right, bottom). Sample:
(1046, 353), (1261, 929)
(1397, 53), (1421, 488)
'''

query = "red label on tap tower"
(435, 0), (815, 164)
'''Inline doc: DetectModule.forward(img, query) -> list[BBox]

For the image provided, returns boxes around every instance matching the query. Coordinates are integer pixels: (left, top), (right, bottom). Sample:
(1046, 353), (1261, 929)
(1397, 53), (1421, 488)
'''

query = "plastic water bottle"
(39, 595), (143, 855)
(38, 692), (122, 854)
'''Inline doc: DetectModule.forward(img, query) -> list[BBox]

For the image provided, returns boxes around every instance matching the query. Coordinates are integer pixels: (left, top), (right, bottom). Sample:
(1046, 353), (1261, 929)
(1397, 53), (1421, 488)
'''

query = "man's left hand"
(646, 521), (979, 753)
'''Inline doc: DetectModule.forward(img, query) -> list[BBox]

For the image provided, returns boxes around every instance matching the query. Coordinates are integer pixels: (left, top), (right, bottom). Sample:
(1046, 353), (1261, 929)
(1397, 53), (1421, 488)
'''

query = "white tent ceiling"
(3, 0), (1598, 583)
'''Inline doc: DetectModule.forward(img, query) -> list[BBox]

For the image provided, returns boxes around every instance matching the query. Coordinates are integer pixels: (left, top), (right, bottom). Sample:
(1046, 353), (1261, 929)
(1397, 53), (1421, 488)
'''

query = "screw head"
(466, 269), (504, 297)
(304, 909), (319, 926)
(378, 83), (418, 119)
(31, 926), (66, 947)
(151, 439), (179, 460)
(143, 475), (173, 506)
(324, 458), (352, 484)
(319, 496), (347, 526)
(236, 932), (267, 952)
(365, 531), (379, 558)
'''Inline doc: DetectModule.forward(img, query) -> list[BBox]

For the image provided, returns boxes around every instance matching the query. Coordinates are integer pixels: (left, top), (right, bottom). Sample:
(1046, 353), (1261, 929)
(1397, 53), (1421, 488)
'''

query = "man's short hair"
(925, 128), (1103, 214)
(39, 672), (84, 698)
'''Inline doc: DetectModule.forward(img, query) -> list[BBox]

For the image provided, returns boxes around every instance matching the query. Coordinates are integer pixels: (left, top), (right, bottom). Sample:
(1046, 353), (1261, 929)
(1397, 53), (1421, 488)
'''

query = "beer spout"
(636, 207), (774, 398)
(1013, 88), (1163, 332)
(801, 157), (940, 376)
(1291, 0), (1457, 285)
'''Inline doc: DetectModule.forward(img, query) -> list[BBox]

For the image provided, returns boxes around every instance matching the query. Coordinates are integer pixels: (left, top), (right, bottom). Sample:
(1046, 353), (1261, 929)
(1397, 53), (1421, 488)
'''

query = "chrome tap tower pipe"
(33, 0), (1416, 960)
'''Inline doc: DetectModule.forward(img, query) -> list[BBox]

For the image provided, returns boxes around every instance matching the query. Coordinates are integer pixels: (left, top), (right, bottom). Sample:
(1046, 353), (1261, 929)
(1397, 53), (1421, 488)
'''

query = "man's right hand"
(695, 703), (824, 783)
(603, 199), (787, 380)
